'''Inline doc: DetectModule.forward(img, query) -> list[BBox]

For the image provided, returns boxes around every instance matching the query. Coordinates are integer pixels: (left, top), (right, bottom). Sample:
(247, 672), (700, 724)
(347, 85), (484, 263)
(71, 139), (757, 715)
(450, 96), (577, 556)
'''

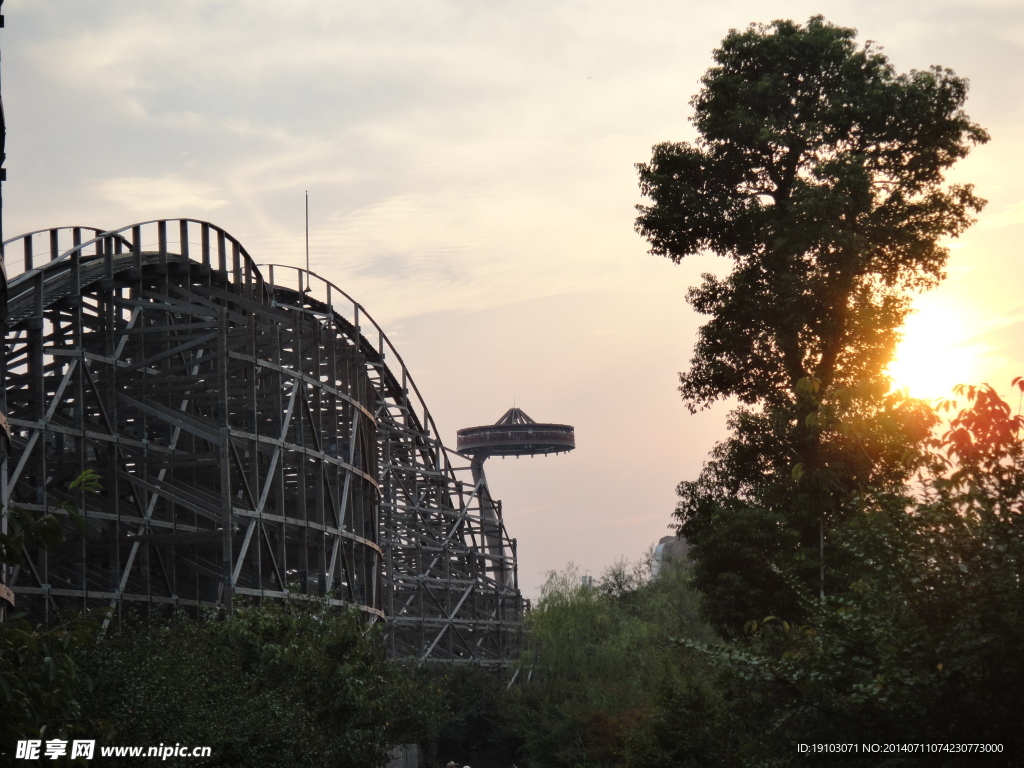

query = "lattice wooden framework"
(262, 265), (523, 666)
(0, 220), (523, 666)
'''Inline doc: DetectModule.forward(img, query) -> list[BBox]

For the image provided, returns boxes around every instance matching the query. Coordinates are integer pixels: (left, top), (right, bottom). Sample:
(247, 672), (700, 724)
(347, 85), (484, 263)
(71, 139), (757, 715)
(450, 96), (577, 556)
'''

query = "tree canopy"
(636, 15), (988, 410)
(635, 16), (988, 635)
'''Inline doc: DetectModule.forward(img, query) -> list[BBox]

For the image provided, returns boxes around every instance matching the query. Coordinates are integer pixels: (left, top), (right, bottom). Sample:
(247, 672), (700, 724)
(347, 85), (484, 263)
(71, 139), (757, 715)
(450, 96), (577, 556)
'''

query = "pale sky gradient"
(4, 0), (1023, 597)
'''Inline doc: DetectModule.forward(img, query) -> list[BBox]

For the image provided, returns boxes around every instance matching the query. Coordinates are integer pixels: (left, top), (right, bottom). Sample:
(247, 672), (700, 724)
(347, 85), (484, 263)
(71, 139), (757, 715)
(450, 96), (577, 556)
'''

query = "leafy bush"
(509, 557), (715, 768)
(79, 601), (438, 767)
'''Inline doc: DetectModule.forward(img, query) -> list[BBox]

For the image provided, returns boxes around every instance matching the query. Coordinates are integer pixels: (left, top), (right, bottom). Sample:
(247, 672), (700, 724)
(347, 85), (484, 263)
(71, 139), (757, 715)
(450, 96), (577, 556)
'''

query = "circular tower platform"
(457, 408), (575, 459)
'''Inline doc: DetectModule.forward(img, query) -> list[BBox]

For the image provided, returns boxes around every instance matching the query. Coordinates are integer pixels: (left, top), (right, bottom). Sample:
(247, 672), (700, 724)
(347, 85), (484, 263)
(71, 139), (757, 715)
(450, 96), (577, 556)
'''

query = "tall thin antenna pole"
(305, 190), (309, 277)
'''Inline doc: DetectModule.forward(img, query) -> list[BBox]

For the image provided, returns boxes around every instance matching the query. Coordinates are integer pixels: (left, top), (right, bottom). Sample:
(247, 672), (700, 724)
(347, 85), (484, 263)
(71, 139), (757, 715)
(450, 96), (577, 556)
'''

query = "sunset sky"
(4, 0), (1023, 597)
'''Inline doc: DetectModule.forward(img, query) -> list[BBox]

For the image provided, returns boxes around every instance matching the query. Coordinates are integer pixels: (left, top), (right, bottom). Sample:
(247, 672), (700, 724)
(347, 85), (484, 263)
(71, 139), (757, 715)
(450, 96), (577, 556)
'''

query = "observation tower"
(455, 408), (573, 587)
(457, 408), (575, 463)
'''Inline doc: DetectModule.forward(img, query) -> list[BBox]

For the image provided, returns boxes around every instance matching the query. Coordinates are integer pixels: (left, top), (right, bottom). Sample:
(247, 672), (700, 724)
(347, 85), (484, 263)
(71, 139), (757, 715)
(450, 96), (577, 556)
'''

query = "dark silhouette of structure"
(1, 222), (523, 665)
(0, 5), (523, 665)
(455, 408), (574, 591)
(457, 408), (575, 460)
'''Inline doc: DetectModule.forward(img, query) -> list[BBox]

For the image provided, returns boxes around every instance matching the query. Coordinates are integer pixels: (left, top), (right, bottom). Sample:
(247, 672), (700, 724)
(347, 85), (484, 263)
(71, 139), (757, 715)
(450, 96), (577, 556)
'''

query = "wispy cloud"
(978, 199), (1024, 230)
(97, 175), (229, 214)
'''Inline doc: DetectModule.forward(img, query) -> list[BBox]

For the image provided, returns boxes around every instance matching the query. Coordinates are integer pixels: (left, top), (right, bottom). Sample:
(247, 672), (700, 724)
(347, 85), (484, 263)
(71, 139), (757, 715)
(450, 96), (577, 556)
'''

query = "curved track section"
(2, 220), (523, 666)
(2, 220), (383, 623)
(264, 265), (523, 666)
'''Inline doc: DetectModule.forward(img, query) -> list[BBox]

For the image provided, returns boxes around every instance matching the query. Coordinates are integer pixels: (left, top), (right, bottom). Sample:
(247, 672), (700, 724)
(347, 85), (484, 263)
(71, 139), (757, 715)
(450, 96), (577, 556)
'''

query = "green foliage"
(678, 389), (936, 635)
(636, 15), (986, 408)
(509, 558), (715, 768)
(0, 471), (95, 571)
(0, 614), (101, 765)
(67, 469), (102, 497)
(420, 664), (523, 767)
(1, 471), (104, 765)
(629, 384), (1024, 766)
(78, 601), (437, 767)
(636, 15), (984, 636)
(1, 505), (70, 569)
(626, 20), (1016, 763)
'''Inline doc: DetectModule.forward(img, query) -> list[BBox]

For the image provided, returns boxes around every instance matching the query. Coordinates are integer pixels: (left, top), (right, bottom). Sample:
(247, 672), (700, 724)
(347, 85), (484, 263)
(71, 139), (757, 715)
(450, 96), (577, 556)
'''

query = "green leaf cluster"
(507, 558), (715, 768)
(1, 471), (105, 766)
(77, 601), (438, 767)
(0, 614), (101, 766)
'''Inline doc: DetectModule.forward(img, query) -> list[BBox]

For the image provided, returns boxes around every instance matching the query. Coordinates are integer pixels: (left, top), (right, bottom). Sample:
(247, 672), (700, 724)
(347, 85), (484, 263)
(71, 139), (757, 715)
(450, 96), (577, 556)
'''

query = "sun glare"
(886, 302), (985, 403)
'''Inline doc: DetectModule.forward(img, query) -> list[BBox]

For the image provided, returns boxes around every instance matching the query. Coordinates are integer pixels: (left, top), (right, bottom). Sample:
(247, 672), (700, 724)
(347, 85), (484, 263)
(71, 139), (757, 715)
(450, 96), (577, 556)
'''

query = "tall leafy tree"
(635, 16), (988, 634)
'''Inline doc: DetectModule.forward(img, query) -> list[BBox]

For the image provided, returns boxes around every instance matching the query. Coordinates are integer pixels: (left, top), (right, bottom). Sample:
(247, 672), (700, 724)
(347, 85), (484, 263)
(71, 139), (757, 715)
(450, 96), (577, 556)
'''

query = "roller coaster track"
(1, 219), (523, 666)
